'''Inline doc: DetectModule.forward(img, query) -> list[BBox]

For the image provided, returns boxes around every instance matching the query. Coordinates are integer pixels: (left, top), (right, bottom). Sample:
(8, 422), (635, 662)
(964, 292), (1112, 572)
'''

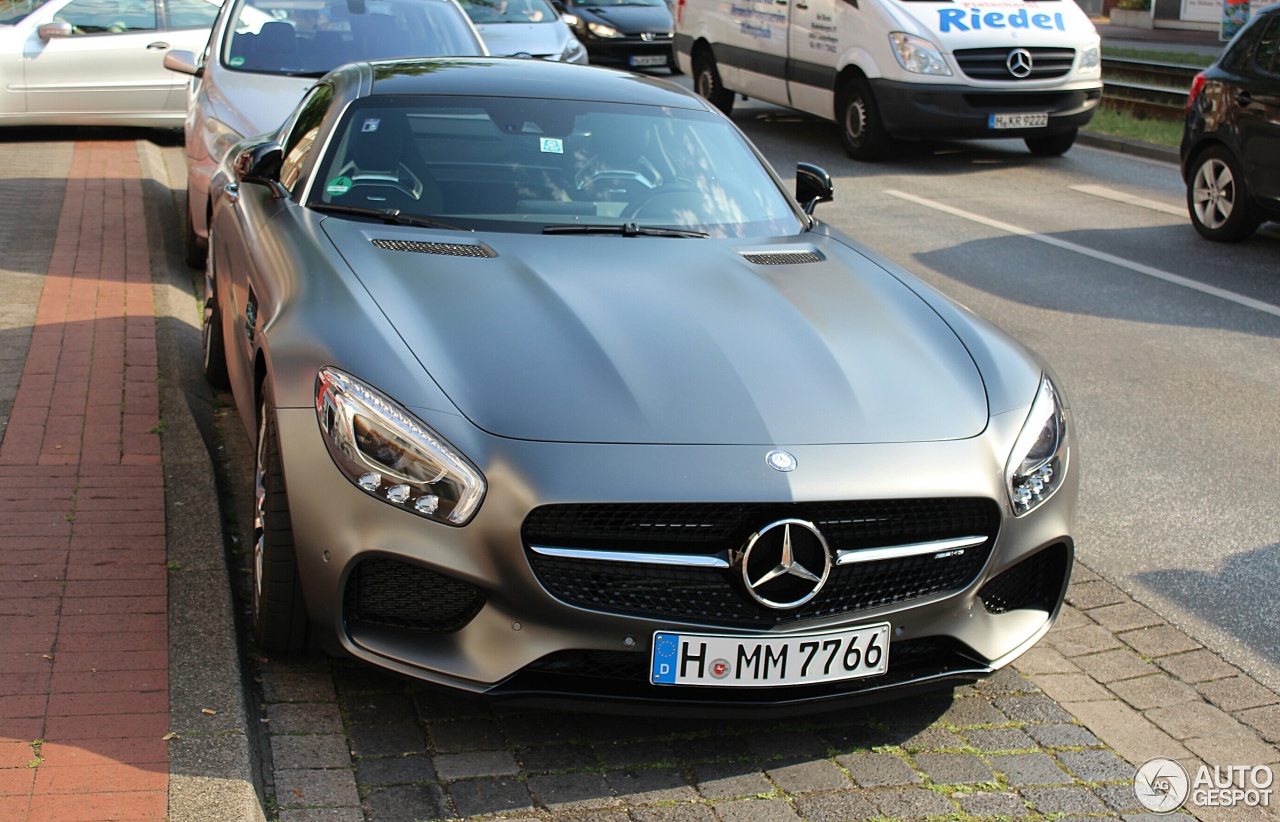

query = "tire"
(693, 50), (733, 116)
(184, 203), (207, 269)
(1025, 128), (1077, 157)
(202, 238), (230, 389)
(837, 76), (888, 162)
(253, 382), (309, 656)
(1186, 144), (1260, 242)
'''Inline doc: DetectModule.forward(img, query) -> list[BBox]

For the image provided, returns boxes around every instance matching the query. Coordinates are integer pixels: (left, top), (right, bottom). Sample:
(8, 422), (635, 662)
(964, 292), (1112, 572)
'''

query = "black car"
(1180, 4), (1280, 242)
(555, 0), (677, 72)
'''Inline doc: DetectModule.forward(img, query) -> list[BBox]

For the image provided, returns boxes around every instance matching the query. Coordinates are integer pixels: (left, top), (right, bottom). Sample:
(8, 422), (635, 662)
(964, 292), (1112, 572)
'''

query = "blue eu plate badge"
(651, 632), (680, 684)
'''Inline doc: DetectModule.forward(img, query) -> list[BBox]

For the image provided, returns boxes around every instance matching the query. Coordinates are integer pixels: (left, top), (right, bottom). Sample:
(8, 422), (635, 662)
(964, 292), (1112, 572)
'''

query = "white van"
(673, 0), (1102, 158)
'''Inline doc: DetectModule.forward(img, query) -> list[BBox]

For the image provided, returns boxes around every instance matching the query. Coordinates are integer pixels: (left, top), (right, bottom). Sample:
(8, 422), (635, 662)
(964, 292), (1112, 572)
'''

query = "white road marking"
(884, 189), (1280, 320)
(1068, 184), (1187, 217)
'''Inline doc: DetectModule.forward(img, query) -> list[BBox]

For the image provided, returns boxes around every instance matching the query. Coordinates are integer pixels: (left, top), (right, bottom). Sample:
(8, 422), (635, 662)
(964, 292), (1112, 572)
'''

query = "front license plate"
(990, 112), (1049, 129)
(650, 624), (890, 687)
(630, 54), (668, 67)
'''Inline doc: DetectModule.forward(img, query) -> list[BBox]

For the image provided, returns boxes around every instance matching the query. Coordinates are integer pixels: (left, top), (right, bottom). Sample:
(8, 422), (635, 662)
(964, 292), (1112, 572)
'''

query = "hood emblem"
(766, 450), (797, 472)
(740, 519), (832, 609)
(1007, 48), (1033, 78)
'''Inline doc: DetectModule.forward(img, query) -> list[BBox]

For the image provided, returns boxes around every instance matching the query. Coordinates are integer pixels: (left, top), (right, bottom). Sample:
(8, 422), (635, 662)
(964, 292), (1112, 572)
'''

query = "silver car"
(207, 57), (1076, 713)
(0, 0), (219, 127)
(165, 0), (486, 267)
(458, 0), (586, 63)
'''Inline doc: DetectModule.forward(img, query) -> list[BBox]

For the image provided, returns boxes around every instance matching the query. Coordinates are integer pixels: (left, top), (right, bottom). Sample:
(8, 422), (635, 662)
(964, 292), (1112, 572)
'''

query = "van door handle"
(146, 41), (170, 50)
(795, 1), (808, 7)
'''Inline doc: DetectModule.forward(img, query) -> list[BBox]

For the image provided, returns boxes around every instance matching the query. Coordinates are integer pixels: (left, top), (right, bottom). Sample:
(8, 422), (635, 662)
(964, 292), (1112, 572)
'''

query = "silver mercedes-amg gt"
(204, 56), (1077, 714)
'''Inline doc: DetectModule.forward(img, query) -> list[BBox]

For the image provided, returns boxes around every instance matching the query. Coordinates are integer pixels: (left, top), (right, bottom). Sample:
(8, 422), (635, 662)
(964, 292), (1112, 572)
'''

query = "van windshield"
(222, 0), (485, 75)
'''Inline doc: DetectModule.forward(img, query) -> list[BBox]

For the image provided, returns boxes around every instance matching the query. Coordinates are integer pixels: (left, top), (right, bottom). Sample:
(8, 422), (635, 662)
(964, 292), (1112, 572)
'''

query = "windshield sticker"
(361, 118), (381, 132)
(229, 56), (245, 66)
(325, 176), (353, 196)
(539, 138), (564, 154)
(938, 8), (1066, 31)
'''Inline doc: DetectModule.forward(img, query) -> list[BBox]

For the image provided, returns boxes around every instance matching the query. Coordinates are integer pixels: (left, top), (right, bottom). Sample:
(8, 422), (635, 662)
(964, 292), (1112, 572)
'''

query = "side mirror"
(796, 162), (833, 216)
(38, 20), (73, 39)
(234, 142), (285, 188)
(163, 49), (202, 78)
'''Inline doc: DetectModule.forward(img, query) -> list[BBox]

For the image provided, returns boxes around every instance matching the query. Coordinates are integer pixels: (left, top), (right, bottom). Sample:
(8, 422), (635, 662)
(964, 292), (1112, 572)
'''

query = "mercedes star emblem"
(740, 518), (832, 609)
(1007, 48), (1034, 78)
(766, 449), (797, 472)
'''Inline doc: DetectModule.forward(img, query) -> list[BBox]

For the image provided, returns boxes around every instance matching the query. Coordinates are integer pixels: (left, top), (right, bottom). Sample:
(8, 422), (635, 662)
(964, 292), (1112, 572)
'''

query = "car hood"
(473, 21), (572, 57)
(573, 4), (671, 33)
(205, 68), (316, 142)
(322, 222), (989, 445)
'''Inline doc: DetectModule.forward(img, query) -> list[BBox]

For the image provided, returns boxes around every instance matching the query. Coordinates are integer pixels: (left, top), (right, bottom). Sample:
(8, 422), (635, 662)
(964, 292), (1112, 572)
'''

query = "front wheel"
(253, 382), (309, 655)
(1025, 128), (1077, 157)
(837, 76), (888, 162)
(1186, 144), (1260, 242)
(693, 51), (733, 116)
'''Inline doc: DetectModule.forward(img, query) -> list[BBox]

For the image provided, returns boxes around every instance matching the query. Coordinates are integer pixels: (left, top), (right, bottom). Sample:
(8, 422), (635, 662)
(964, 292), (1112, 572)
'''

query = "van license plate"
(630, 54), (668, 67)
(650, 624), (890, 687)
(990, 113), (1049, 129)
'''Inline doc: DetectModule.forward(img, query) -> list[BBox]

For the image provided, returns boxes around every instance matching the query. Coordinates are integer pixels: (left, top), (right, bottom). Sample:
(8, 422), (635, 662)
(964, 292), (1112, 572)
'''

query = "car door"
(1237, 13), (1280, 208)
(158, 0), (222, 111)
(786, 0), (846, 117)
(726, 0), (790, 106)
(23, 0), (177, 116)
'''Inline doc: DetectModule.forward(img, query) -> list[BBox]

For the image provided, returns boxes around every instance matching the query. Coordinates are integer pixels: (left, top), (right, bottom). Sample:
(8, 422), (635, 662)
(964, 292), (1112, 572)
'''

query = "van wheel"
(1025, 128), (1077, 157)
(1186, 144), (1260, 242)
(837, 76), (887, 161)
(693, 51), (733, 115)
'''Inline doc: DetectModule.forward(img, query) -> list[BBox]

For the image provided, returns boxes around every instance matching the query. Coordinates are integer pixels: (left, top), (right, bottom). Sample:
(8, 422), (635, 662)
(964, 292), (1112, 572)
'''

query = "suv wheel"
(1187, 144), (1260, 242)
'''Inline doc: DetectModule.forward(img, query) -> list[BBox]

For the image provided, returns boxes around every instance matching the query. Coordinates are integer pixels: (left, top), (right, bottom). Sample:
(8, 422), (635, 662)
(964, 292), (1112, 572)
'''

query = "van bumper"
(869, 79), (1102, 140)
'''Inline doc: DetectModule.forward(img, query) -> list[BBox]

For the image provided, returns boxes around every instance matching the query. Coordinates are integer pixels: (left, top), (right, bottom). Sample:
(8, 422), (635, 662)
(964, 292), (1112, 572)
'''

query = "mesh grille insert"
(978, 543), (1069, 614)
(741, 251), (825, 265)
(953, 47), (1076, 81)
(371, 238), (496, 258)
(343, 557), (485, 633)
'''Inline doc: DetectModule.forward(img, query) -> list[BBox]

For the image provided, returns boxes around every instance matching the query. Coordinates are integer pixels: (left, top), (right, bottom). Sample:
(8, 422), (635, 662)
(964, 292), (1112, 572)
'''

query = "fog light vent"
(978, 543), (1069, 614)
(343, 557), (484, 633)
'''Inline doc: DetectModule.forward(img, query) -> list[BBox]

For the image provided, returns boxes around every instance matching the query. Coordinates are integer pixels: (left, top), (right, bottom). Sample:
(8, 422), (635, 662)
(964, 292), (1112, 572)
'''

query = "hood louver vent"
(372, 238), (496, 258)
(741, 250), (825, 265)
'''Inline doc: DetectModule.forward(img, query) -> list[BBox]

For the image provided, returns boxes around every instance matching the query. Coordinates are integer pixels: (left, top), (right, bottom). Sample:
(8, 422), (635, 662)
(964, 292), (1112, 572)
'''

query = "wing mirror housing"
(38, 20), (73, 39)
(234, 142), (288, 196)
(164, 49), (202, 78)
(796, 162), (833, 215)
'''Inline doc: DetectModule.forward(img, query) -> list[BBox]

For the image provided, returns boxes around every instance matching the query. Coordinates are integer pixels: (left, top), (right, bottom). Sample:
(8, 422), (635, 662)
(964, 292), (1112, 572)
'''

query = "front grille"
(371, 238), (496, 258)
(524, 499), (1000, 626)
(954, 47), (1076, 81)
(741, 251), (825, 265)
(343, 557), (485, 633)
(978, 543), (1070, 614)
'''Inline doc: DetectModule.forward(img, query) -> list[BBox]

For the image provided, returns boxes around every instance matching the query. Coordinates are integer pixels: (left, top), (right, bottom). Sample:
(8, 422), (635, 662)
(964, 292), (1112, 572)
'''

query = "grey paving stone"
(497, 712), (587, 746)
(989, 753), (1073, 787)
(363, 783), (453, 822)
(1119, 625), (1201, 658)
(1073, 648), (1159, 683)
(331, 664), (404, 696)
(993, 694), (1075, 723)
(1184, 730), (1280, 766)
(606, 767), (697, 806)
(900, 727), (965, 751)
(1057, 749), (1134, 783)
(1066, 578), (1128, 609)
(941, 698), (1008, 728)
(913, 752), (995, 785)
(347, 722), (427, 758)
(836, 752), (922, 787)
(272, 734), (353, 769)
(973, 668), (1040, 696)
(963, 727), (1036, 752)
(1156, 649), (1240, 684)
(1144, 701), (1240, 740)
(1196, 676), (1280, 712)
(1052, 605), (1094, 632)
(678, 735), (757, 765)
(1095, 782), (1146, 812)
(1048, 624), (1125, 657)
(344, 692), (418, 725)
(1014, 646), (1080, 675)
(713, 798), (801, 822)
(1087, 601), (1164, 633)
(1070, 562), (1101, 583)
(278, 809), (365, 822)
(355, 754), (437, 786)
(275, 767), (360, 809)
(793, 790), (878, 822)
(262, 668), (339, 703)
(868, 786), (954, 818)
(631, 804), (718, 822)
(1020, 785), (1108, 815)
(1109, 674), (1201, 711)
(765, 758), (851, 794)
(429, 717), (506, 753)
(1030, 672), (1113, 702)
(412, 687), (491, 721)
(595, 739), (676, 769)
(434, 749), (520, 780)
(1239, 704), (1280, 744)
(1024, 723), (1101, 748)
(518, 743), (598, 773)
(528, 772), (622, 811)
(447, 776), (534, 817)
(693, 762), (775, 799)
(957, 790), (1029, 818)
(267, 702), (344, 735)
(747, 730), (827, 761)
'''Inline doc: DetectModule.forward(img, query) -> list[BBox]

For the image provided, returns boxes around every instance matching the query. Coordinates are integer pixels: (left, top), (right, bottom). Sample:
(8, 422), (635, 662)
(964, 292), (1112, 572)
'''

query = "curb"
(1079, 129), (1181, 164)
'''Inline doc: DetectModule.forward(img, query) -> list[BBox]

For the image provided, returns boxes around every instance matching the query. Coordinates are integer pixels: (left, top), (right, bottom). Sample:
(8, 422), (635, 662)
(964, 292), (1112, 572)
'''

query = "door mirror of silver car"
(796, 163), (833, 216)
(234, 143), (287, 196)
(164, 49), (203, 78)
(38, 21), (73, 39)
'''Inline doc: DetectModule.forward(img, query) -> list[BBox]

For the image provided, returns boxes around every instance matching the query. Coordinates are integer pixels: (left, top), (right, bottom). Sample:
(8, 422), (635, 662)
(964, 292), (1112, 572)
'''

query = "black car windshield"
(223, 0), (484, 76)
(0, 0), (52, 24)
(307, 95), (805, 238)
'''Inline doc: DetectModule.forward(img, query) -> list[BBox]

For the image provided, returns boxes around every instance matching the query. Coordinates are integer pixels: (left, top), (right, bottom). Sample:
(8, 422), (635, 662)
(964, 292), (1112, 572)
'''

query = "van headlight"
(1006, 374), (1068, 516)
(1078, 43), (1100, 72)
(889, 32), (951, 76)
(316, 367), (485, 525)
(587, 21), (621, 38)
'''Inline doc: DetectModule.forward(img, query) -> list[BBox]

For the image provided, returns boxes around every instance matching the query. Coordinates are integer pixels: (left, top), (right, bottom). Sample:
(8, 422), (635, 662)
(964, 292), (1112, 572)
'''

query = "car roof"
(343, 57), (710, 110)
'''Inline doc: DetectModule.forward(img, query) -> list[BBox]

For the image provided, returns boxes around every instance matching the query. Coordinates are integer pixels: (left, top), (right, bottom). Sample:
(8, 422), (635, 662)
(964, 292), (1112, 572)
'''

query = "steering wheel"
(575, 168), (654, 191)
(619, 183), (699, 220)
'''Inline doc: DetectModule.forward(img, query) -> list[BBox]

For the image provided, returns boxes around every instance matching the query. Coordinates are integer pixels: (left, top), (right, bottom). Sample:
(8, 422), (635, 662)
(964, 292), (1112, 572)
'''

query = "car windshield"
(0, 0), (52, 24)
(458, 0), (555, 24)
(308, 95), (805, 238)
(222, 0), (483, 75)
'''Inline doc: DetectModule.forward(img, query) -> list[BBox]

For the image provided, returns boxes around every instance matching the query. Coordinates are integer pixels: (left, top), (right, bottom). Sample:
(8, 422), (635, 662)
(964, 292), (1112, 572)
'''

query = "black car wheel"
(693, 50), (733, 116)
(253, 381), (309, 655)
(1187, 144), (1261, 242)
(202, 236), (230, 389)
(837, 75), (887, 162)
(1025, 128), (1077, 157)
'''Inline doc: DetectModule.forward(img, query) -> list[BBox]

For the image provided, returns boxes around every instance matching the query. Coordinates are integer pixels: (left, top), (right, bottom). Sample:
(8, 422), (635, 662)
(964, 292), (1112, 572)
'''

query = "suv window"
(1254, 14), (1280, 76)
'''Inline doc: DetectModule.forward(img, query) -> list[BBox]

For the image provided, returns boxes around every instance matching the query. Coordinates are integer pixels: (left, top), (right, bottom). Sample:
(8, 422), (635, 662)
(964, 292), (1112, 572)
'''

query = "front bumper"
(580, 35), (675, 69)
(870, 78), (1102, 141)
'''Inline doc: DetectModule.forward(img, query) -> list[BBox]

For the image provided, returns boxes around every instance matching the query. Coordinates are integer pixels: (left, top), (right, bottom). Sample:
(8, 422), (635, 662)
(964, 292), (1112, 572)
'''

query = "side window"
(163, 0), (218, 29)
(280, 83), (335, 194)
(1254, 16), (1280, 76)
(55, 0), (157, 33)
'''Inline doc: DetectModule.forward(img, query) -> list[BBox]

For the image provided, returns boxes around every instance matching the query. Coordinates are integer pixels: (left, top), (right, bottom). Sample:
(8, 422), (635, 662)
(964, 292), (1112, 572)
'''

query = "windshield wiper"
(542, 222), (708, 238)
(309, 203), (472, 232)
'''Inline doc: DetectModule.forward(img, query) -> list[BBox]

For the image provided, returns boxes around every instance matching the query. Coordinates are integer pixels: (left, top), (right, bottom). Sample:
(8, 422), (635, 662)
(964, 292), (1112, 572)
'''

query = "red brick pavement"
(0, 142), (168, 820)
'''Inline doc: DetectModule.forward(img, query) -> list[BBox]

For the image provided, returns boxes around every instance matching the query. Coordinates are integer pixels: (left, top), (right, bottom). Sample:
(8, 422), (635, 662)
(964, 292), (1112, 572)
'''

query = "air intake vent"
(372, 238), (496, 258)
(741, 250), (825, 265)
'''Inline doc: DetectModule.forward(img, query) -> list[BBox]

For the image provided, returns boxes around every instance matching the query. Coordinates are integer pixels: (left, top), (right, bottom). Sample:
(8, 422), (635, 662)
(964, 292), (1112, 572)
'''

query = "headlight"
(560, 12), (580, 26)
(888, 32), (951, 76)
(1078, 43), (1100, 71)
(1006, 374), (1068, 516)
(316, 367), (485, 526)
(561, 37), (587, 63)
(204, 117), (245, 165)
(587, 21), (621, 38)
